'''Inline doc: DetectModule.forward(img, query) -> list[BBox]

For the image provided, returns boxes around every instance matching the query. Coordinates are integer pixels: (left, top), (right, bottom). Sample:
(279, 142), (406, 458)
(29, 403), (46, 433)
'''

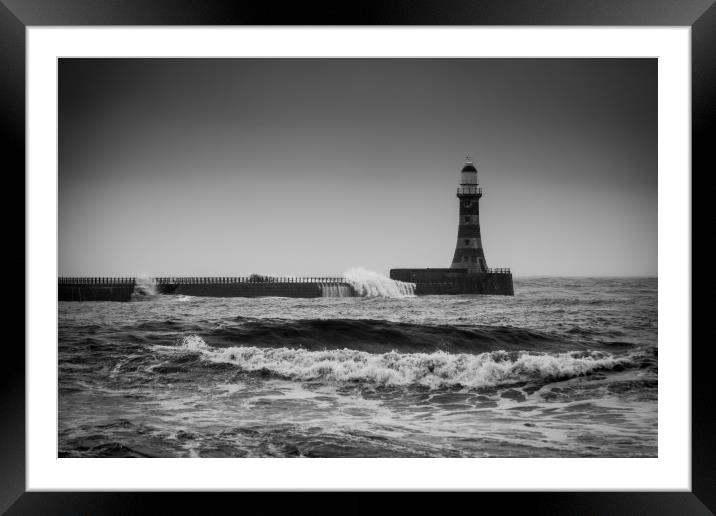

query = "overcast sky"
(59, 58), (656, 277)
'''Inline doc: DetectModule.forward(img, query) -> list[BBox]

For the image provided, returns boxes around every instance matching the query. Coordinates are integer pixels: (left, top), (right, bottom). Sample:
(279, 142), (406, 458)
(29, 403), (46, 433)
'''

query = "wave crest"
(177, 335), (635, 389)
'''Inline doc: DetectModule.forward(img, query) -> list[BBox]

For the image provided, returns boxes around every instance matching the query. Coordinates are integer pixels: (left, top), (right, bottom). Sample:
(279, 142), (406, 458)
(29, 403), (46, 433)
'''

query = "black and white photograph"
(57, 57), (657, 459)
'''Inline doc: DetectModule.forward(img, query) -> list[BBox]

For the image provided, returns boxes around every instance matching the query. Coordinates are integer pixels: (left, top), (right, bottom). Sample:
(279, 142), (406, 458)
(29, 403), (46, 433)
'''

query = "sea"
(58, 274), (657, 458)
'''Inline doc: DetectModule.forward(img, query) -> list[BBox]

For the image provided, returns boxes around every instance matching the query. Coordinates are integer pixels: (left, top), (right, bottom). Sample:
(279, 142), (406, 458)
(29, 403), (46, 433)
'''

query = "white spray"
(344, 267), (416, 298)
(131, 274), (158, 299)
(171, 335), (635, 390)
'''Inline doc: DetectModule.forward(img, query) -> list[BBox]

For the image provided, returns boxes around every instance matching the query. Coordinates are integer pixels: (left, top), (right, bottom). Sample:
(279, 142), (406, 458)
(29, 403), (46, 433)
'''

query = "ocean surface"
(58, 276), (657, 458)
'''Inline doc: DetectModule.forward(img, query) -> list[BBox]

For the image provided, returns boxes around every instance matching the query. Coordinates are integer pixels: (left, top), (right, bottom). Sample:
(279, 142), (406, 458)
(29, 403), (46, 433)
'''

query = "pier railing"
(58, 277), (136, 285)
(153, 277), (349, 284)
(58, 276), (350, 284)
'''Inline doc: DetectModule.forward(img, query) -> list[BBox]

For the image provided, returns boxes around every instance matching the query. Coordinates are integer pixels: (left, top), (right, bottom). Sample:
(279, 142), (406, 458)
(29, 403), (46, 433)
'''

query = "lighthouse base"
(389, 268), (514, 296)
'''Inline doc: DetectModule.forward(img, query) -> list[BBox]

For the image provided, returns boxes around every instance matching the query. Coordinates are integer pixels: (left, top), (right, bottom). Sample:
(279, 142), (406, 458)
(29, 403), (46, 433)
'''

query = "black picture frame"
(5, 0), (711, 513)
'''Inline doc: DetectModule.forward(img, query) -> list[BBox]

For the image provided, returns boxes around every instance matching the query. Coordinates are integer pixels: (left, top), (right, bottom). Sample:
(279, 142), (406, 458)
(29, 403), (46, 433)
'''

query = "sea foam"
(177, 334), (633, 389)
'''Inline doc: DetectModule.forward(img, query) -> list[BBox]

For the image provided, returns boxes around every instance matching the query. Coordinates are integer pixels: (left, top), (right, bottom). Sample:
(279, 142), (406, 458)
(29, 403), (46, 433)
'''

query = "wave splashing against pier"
(344, 267), (415, 298)
(131, 275), (158, 300)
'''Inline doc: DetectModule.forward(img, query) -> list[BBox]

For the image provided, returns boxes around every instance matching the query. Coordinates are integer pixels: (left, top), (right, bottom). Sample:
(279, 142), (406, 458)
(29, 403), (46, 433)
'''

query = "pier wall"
(58, 270), (514, 300)
(58, 277), (354, 301)
(58, 278), (136, 301)
(162, 282), (326, 298)
(390, 268), (514, 295)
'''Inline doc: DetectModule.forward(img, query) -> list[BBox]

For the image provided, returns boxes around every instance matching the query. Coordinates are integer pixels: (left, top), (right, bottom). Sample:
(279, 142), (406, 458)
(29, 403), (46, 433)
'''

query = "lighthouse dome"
(461, 163), (477, 173)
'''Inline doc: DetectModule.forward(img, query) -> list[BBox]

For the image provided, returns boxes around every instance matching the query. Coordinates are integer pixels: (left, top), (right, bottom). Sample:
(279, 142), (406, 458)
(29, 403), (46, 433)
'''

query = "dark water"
(58, 277), (657, 458)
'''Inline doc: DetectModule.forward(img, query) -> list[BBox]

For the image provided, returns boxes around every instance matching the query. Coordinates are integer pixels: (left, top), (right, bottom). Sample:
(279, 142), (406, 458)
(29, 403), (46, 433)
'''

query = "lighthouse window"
(464, 201), (472, 207)
(464, 239), (470, 245)
(464, 216), (470, 223)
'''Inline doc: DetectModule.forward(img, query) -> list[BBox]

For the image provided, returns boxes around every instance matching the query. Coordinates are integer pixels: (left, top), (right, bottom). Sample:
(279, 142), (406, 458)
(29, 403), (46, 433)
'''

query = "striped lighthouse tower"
(450, 155), (488, 272)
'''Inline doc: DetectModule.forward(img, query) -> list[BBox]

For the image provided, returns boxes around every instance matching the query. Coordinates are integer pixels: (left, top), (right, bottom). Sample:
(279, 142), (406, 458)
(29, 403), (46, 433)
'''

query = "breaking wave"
(175, 334), (640, 389)
(344, 267), (415, 298)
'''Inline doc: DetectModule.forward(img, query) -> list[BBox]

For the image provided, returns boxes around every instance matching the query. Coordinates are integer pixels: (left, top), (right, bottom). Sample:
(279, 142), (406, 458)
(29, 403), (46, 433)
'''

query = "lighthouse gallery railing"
(457, 186), (483, 195)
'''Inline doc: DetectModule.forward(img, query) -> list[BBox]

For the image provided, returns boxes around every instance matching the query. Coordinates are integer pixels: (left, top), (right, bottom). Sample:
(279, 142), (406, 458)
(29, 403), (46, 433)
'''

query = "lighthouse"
(389, 155), (513, 295)
(450, 156), (488, 272)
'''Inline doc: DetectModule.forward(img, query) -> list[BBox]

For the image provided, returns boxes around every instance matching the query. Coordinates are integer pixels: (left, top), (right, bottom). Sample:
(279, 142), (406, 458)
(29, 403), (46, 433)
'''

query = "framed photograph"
(7, 0), (711, 513)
